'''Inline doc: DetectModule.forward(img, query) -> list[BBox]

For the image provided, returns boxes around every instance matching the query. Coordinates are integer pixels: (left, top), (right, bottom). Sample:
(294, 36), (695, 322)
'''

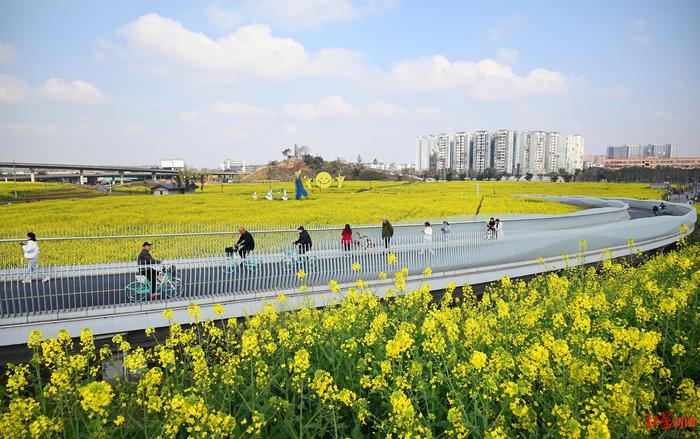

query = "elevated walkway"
(0, 197), (695, 347)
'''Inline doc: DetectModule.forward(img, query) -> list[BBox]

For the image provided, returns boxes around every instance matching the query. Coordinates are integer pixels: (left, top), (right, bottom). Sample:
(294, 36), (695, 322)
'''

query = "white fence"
(0, 197), (695, 346)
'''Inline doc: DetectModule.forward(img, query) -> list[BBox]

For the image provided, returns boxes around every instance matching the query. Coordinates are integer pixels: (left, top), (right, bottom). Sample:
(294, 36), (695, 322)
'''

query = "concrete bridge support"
(119, 171), (125, 185)
(79, 169), (84, 185)
(152, 172), (157, 181)
(30, 168), (35, 183)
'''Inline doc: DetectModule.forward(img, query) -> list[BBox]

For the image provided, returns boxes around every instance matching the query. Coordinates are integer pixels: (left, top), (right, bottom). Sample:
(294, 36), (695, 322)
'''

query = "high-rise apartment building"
(522, 131), (547, 175)
(492, 129), (517, 174)
(436, 133), (452, 171)
(415, 135), (439, 172)
(545, 132), (561, 173)
(606, 144), (676, 159)
(450, 132), (470, 175)
(415, 129), (584, 176)
(562, 134), (585, 173)
(472, 131), (491, 173)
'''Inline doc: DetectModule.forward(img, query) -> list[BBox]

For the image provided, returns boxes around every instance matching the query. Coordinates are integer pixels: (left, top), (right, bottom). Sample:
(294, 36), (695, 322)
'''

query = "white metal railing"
(0, 200), (630, 269)
(0, 198), (695, 322)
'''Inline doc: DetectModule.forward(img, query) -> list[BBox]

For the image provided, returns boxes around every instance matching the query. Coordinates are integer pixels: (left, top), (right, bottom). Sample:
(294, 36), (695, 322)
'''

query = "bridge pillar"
(30, 168), (35, 183)
(79, 169), (84, 185)
(119, 171), (125, 185)
(152, 172), (157, 181)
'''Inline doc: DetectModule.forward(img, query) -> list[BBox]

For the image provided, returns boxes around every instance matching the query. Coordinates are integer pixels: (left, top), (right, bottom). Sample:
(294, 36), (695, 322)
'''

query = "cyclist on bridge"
(235, 227), (255, 259)
(293, 226), (313, 254)
(138, 242), (160, 296)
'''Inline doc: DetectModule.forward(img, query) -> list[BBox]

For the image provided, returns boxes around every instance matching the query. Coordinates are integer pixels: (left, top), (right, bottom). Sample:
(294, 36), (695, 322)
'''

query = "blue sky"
(1, 0), (699, 167)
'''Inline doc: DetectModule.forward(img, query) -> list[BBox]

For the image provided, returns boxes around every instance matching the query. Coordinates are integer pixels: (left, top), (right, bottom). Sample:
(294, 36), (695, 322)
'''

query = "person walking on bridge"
(421, 222), (433, 254)
(382, 218), (394, 249)
(494, 219), (503, 239)
(138, 242), (160, 295)
(341, 224), (353, 251)
(21, 232), (49, 283)
(440, 220), (451, 241)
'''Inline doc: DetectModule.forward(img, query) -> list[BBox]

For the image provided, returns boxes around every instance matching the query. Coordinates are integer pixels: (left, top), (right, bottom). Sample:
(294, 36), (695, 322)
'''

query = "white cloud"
(284, 96), (442, 121)
(413, 106), (442, 119)
(38, 78), (105, 104)
(1, 123), (62, 135)
(284, 95), (355, 120)
(116, 14), (568, 100)
(364, 101), (409, 119)
(119, 14), (310, 81)
(0, 42), (17, 64)
(211, 101), (274, 119)
(382, 56), (567, 99)
(206, 3), (244, 30)
(208, 0), (394, 31)
(93, 38), (127, 61)
(497, 47), (519, 64)
(284, 123), (300, 134)
(179, 111), (201, 124)
(0, 75), (29, 103)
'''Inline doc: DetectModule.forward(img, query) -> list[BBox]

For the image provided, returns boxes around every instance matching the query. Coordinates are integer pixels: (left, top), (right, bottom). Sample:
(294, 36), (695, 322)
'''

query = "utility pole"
(13, 161), (17, 199)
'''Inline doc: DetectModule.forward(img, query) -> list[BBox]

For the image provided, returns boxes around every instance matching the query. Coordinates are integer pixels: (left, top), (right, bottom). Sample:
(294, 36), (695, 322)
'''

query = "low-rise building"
(604, 157), (700, 169)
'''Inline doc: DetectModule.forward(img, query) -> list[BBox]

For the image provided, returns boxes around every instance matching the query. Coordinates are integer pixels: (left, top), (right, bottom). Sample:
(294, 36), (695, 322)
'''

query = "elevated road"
(0, 161), (178, 184)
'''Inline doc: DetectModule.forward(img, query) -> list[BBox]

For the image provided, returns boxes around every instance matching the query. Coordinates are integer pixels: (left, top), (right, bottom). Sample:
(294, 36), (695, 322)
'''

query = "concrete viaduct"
(0, 162), (245, 184)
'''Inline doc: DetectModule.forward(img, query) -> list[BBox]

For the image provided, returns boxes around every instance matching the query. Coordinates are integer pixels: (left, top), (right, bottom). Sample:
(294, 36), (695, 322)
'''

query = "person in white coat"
(421, 222), (433, 254)
(494, 219), (503, 240)
(21, 232), (49, 283)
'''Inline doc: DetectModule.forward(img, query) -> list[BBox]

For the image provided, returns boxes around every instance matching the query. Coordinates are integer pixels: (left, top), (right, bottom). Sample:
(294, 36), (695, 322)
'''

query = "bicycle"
(223, 246), (262, 274)
(124, 265), (182, 302)
(353, 234), (376, 250)
(282, 248), (317, 273)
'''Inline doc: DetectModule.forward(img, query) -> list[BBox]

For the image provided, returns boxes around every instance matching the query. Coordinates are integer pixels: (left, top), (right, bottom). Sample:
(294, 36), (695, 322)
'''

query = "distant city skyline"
(1, 1), (699, 167)
(416, 129), (584, 176)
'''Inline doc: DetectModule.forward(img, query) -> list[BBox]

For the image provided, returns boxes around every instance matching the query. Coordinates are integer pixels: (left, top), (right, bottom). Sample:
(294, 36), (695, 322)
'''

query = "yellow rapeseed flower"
(213, 303), (225, 316)
(188, 303), (202, 321)
(352, 262), (362, 271)
(162, 309), (174, 321)
(470, 351), (487, 371)
(79, 381), (113, 417)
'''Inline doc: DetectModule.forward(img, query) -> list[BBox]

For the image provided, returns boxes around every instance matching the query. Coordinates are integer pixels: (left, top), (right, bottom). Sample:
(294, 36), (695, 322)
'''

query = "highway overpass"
(0, 161), (179, 184)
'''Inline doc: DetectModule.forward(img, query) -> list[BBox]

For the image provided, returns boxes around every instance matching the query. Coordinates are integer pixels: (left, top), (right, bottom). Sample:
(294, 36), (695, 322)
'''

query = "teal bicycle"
(282, 248), (318, 273)
(124, 265), (182, 302)
(223, 247), (262, 274)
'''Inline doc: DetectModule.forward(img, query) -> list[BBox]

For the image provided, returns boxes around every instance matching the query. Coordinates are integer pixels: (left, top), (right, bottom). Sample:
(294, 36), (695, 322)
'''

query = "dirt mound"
(242, 159), (313, 182)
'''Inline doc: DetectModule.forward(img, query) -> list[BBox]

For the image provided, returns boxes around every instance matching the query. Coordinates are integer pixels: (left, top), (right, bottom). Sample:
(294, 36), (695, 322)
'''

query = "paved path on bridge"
(1, 206), (658, 318)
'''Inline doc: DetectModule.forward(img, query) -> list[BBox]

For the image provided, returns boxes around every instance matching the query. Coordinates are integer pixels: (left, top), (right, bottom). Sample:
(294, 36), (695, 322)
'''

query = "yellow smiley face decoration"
(314, 172), (334, 189)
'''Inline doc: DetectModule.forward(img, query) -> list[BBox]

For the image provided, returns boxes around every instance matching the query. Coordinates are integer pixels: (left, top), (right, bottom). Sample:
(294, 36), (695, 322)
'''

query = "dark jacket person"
(294, 226), (313, 254)
(236, 227), (255, 258)
(382, 218), (394, 248)
(137, 242), (160, 294)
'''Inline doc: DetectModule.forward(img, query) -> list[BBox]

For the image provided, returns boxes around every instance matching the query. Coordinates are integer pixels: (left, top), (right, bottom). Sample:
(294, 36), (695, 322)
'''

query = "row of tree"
(419, 166), (700, 184)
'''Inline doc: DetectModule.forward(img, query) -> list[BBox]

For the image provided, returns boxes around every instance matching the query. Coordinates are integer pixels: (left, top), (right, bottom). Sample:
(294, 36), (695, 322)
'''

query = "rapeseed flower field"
(0, 181), (663, 266)
(1, 240), (697, 437)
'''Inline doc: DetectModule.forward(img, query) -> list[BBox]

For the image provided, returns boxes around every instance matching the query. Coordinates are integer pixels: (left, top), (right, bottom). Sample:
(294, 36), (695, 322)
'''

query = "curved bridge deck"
(0, 197), (695, 346)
